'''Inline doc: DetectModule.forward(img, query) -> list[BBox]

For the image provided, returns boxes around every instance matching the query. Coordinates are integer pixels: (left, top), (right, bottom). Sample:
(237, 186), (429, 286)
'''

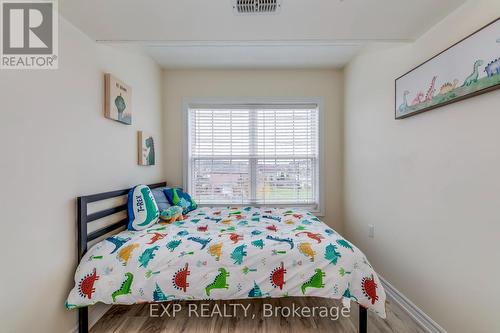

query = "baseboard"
(68, 304), (111, 333)
(379, 276), (447, 333)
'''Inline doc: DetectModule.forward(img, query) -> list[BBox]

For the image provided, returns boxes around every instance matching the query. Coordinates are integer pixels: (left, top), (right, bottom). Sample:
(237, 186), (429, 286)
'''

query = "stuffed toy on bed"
(159, 206), (184, 224)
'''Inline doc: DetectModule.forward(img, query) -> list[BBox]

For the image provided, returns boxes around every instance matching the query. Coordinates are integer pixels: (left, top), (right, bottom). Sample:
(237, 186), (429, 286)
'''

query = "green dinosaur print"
(139, 246), (159, 268)
(230, 244), (247, 265)
(251, 239), (264, 249)
(205, 268), (230, 296)
(137, 188), (159, 227)
(166, 240), (182, 252)
(463, 60), (484, 86)
(106, 236), (131, 254)
(248, 281), (263, 298)
(112, 272), (133, 302)
(336, 239), (354, 252)
(153, 283), (173, 301)
(301, 269), (325, 295)
(342, 285), (358, 301)
(325, 243), (342, 265)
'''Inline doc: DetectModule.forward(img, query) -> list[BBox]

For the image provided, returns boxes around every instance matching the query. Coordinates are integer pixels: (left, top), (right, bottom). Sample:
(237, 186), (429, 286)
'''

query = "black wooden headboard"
(77, 181), (166, 260)
(76, 182), (166, 333)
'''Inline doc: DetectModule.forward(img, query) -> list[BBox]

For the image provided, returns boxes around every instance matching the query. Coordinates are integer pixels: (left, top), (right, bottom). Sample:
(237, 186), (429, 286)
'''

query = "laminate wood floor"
(90, 298), (425, 333)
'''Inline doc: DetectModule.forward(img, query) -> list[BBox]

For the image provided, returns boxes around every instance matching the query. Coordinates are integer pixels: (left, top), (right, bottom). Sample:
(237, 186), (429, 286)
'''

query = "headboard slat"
(86, 204), (128, 223)
(77, 197), (88, 260)
(83, 182), (167, 203)
(87, 219), (128, 242)
(77, 182), (167, 260)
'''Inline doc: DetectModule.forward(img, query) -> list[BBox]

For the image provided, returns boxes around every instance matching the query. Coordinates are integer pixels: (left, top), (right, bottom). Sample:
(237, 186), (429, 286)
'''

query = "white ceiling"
(60, 0), (466, 69)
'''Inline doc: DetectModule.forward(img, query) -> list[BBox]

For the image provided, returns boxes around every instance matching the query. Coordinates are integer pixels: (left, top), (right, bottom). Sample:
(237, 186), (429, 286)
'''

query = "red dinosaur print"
(213, 211), (221, 216)
(295, 231), (324, 244)
(425, 76), (437, 102)
(270, 262), (286, 290)
(264, 210), (273, 214)
(362, 274), (379, 305)
(412, 91), (424, 105)
(266, 225), (278, 232)
(219, 233), (244, 244)
(197, 225), (208, 232)
(293, 213), (303, 219)
(172, 263), (190, 292)
(78, 268), (99, 299)
(147, 232), (167, 244)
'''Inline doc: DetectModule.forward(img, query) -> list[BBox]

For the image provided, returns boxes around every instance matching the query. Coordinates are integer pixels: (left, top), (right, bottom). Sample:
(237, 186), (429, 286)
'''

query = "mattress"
(66, 207), (386, 318)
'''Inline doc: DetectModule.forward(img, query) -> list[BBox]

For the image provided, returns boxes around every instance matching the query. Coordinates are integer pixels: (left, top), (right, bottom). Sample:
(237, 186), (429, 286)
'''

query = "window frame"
(183, 97), (325, 216)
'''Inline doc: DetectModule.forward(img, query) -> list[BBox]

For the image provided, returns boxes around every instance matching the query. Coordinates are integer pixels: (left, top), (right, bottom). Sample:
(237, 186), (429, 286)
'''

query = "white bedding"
(66, 207), (386, 318)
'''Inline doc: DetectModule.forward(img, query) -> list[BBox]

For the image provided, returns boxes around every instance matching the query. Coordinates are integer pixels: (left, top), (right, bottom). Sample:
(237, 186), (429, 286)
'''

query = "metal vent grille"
(233, 0), (282, 14)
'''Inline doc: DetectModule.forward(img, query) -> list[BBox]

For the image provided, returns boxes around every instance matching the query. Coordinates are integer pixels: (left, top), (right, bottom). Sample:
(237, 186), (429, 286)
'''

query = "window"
(186, 101), (322, 211)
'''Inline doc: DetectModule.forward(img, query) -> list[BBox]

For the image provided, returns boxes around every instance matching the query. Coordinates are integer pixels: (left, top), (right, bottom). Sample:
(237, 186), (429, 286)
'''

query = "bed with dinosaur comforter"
(66, 207), (386, 318)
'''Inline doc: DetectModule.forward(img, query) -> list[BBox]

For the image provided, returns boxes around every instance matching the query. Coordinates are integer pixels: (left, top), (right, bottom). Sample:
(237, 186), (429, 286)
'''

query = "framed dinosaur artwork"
(395, 18), (500, 119)
(138, 131), (156, 166)
(104, 73), (132, 125)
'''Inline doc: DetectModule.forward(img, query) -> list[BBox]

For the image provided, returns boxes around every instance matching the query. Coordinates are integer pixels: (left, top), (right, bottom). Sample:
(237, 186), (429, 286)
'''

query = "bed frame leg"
(359, 305), (367, 333)
(79, 307), (89, 333)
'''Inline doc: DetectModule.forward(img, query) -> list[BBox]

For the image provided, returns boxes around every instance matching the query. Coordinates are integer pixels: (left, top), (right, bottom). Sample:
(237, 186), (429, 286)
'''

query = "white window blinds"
(188, 104), (319, 208)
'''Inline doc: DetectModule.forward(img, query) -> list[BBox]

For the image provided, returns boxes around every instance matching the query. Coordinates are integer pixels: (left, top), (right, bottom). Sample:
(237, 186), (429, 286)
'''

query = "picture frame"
(395, 18), (500, 119)
(104, 73), (132, 124)
(138, 131), (155, 166)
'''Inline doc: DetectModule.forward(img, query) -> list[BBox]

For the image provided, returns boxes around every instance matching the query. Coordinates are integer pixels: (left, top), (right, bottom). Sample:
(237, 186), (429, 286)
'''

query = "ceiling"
(60, 0), (466, 69)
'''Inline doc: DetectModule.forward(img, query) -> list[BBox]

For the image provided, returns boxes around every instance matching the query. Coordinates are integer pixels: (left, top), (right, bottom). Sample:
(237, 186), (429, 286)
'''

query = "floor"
(90, 297), (425, 333)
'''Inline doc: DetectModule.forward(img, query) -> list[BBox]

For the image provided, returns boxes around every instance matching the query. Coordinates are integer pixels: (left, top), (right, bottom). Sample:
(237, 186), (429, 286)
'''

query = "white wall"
(163, 69), (344, 231)
(0, 17), (164, 333)
(343, 1), (500, 332)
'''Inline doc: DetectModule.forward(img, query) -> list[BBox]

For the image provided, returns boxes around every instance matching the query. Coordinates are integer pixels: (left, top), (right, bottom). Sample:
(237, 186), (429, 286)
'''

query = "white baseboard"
(379, 276), (447, 333)
(68, 304), (111, 333)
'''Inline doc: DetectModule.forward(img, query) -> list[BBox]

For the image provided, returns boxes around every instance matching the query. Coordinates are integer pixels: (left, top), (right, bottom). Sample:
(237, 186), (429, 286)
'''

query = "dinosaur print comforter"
(66, 207), (386, 318)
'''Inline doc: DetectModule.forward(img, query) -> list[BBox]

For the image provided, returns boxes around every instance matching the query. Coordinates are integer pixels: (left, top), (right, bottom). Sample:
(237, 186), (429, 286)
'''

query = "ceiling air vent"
(233, 0), (282, 15)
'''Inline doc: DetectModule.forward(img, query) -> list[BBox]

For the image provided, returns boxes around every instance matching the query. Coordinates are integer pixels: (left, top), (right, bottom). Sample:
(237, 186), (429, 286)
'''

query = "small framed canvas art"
(138, 131), (155, 166)
(104, 73), (132, 124)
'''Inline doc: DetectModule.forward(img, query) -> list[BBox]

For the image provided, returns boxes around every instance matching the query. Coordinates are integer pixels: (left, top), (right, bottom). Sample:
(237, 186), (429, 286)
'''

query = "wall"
(0, 17), (164, 333)
(163, 69), (344, 231)
(343, 1), (500, 332)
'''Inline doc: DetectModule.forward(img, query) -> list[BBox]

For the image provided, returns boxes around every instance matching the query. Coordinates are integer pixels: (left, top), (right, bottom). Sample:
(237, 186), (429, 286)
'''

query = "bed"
(68, 182), (386, 333)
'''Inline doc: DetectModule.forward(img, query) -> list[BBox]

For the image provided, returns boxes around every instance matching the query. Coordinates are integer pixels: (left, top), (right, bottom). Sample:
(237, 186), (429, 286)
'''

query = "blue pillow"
(127, 185), (159, 230)
(163, 187), (197, 214)
(151, 187), (171, 211)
